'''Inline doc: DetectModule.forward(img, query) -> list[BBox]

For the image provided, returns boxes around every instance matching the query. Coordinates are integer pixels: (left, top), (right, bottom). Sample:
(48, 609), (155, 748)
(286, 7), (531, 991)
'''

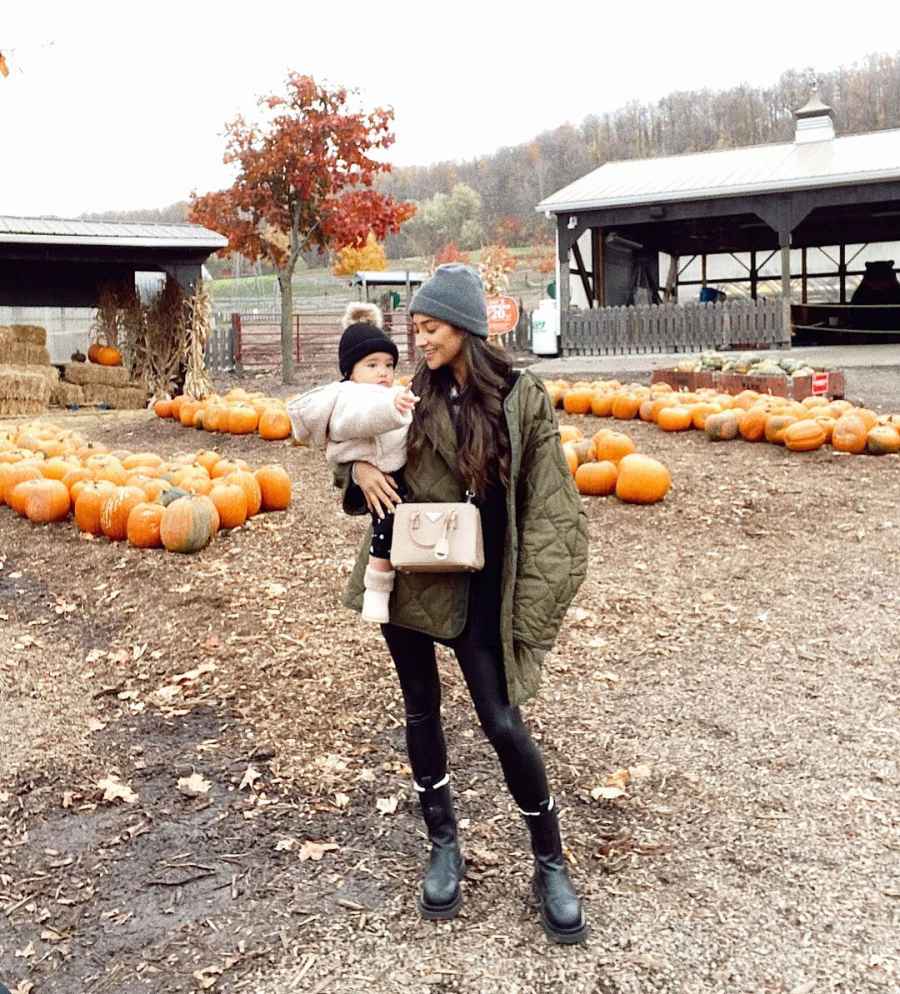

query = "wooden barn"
(538, 91), (900, 355)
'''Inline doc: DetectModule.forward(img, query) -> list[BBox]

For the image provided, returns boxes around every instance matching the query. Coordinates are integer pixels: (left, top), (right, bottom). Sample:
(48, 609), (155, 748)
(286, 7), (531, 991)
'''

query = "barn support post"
(750, 250), (758, 300)
(556, 217), (572, 349)
(779, 231), (792, 344)
(801, 247), (808, 303)
(591, 227), (605, 307)
(839, 243), (847, 303)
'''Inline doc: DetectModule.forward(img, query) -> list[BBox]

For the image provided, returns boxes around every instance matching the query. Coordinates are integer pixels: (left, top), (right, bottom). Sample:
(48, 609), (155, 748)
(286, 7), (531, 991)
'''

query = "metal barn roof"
(0, 215), (227, 250)
(538, 127), (900, 214)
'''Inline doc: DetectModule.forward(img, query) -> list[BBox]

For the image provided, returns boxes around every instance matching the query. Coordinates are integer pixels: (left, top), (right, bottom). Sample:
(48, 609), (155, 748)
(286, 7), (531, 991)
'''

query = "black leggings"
(381, 623), (550, 812)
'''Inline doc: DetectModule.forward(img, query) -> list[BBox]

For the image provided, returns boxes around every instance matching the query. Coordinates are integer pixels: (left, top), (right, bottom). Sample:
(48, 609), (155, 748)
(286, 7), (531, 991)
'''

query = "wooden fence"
(206, 310), (415, 374)
(204, 300), (535, 374)
(561, 299), (788, 356)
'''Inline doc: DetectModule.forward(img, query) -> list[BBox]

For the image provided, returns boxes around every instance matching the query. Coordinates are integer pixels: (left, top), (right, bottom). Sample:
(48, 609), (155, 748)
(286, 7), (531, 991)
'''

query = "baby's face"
(350, 352), (396, 388)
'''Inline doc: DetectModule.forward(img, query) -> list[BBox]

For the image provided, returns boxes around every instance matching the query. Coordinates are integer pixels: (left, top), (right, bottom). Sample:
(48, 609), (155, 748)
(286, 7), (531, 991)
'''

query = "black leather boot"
(522, 798), (588, 944)
(415, 775), (465, 920)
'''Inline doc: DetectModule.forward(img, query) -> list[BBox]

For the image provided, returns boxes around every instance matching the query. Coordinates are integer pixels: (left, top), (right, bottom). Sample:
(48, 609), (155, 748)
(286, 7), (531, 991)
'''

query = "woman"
(340, 264), (589, 944)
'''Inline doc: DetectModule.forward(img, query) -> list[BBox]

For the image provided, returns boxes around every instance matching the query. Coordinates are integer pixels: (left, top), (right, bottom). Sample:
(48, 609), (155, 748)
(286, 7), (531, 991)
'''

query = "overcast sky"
(1, 2), (898, 217)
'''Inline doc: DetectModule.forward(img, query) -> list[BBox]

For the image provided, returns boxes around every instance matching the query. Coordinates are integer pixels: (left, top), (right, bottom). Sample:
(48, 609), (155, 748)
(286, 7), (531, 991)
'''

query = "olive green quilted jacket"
(340, 370), (589, 706)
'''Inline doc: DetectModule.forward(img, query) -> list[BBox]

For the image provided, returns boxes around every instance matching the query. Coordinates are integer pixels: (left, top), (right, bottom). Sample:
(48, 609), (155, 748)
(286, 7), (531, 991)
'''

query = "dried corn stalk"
(142, 279), (186, 402)
(183, 281), (213, 400)
(91, 283), (126, 348)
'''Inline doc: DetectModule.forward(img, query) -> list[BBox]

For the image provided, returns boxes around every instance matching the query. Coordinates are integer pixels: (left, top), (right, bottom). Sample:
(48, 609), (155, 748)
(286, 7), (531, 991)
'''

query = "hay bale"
(0, 365), (51, 404)
(80, 384), (147, 409)
(23, 344), (52, 366)
(10, 324), (48, 347)
(0, 398), (48, 417)
(0, 341), (31, 366)
(110, 386), (148, 410)
(64, 362), (131, 387)
(50, 381), (85, 407)
(0, 327), (13, 348)
(8, 363), (59, 388)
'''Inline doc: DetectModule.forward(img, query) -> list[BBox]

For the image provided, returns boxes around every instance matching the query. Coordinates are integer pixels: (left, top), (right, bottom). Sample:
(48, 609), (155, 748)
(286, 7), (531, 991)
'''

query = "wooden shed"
(538, 91), (900, 354)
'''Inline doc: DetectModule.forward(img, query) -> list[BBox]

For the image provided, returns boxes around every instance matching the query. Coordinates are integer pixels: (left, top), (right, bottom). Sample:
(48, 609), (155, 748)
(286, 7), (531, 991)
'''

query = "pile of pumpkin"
(561, 425), (671, 504)
(153, 389), (292, 442)
(546, 379), (900, 456)
(0, 421), (292, 554)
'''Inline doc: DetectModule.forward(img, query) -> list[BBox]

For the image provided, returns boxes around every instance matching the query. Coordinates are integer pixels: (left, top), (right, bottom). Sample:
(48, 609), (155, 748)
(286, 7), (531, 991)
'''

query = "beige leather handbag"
(390, 494), (484, 574)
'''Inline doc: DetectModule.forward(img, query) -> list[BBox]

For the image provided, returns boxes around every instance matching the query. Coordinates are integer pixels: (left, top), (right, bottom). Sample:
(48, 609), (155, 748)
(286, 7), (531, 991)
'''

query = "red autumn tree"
(190, 73), (415, 383)
(434, 242), (470, 266)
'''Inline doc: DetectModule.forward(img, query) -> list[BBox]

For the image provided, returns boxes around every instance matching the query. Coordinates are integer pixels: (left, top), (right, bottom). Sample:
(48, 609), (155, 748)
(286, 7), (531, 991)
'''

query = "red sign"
(486, 295), (520, 337)
(811, 371), (830, 395)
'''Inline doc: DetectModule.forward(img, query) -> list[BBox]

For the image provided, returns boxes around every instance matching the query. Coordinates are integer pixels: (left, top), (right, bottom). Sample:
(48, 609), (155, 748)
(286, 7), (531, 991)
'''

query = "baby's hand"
(394, 388), (419, 414)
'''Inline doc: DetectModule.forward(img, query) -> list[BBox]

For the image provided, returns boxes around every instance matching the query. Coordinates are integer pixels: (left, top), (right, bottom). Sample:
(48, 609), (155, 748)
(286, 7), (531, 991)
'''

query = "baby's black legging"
(380, 622), (550, 812)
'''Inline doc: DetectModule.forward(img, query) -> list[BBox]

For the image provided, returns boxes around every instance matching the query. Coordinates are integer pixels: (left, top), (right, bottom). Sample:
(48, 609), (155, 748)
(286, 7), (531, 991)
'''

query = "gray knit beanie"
(409, 264), (488, 338)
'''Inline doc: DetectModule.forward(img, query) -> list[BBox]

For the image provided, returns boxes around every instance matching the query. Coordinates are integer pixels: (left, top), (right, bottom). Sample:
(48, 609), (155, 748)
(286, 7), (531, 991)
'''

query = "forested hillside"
(81, 52), (900, 268)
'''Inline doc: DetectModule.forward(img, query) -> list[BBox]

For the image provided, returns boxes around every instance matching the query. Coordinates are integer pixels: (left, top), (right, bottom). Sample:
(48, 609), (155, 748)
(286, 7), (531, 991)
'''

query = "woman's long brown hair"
(408, 334), (513, 496)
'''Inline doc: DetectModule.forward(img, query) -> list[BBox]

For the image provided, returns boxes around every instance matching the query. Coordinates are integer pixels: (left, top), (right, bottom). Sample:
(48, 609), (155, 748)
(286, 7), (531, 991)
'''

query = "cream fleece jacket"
(286, 380), (411, 472)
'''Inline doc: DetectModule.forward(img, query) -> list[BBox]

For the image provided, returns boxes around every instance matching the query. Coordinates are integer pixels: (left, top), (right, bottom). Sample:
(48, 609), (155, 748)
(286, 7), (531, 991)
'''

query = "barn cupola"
(794, 88), (836, 144)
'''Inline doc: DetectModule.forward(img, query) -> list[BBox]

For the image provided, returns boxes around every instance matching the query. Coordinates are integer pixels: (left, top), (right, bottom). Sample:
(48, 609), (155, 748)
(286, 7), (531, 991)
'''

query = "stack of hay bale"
(59, 361), (147, 409)
(0, 324), (58, 416)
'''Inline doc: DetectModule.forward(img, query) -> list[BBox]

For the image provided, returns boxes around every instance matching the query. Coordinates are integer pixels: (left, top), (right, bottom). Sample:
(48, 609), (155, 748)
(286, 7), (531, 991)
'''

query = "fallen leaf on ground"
(376, 795), (399, 815)
(275, 837), (297, 852)
(193, 966), (223, 990)
(591, 785), (626, 801)
(177, 773), (212, 797)
(97, 775), (138, 805)
(334, 792), (350, 808)
(298, 840), (339, 861)
(606, 768), (631, 790)
(239, 765), (262, 791)
(87, 717), (106, 732)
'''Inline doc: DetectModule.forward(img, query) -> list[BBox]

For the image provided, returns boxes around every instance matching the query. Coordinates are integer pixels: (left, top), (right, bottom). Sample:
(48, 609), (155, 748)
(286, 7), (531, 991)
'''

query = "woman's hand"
(353, 461), (402, 519)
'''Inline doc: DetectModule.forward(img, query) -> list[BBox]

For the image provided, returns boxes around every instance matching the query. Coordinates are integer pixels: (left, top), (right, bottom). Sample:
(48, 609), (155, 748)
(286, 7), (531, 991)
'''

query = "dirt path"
(1, 385), (899, 994)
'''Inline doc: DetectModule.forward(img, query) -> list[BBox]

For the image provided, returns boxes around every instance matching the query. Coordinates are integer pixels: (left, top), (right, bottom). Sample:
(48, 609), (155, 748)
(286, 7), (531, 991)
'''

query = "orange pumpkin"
(95, 345), (123, 366)
(100, 486), (147, 541)
(160, 495), (218, 553)
(589, 392), (615, 417)
(255, 465), (292, 511)
(558, 425), (583, 445)
(209, 482), (248, 529)
(226, 404), (260, 435)
(179, 400), (202, 427)
(258, 408), (292, 441)
(854, 408), (879, 431)
(85, 454), (127, 487)
(783, 420), (827, 452)
(764, 414), (797, 445)
(225, 470), (262, 517)
(739, 408), (768, 442)
(1, 462), (43, 506)
(691, 403), (721, 431)
(615, 454), (672, 505)
(62, 467), (96, 497)
(832, 413), (868, 454)
(866, 424), (900, 455)
(194, 450), (222, 475)
(562, 442), (579, 476)
(126, 502), (165, 548)
(575, 460), (618, 496)
(592, 430), (635, 464)
(87, 343), (103, 363)
(24, 479), (71, 523)
(8, 478), (47, 516)
(153, 398), (174, 418)
(657, 405), (694, 432)
(562, 389), (593, 415)
(611, 393), (640, 420)
(39, 457), (78, 481)
(73, 482), (117, 534)
(122, 452), (164, 471)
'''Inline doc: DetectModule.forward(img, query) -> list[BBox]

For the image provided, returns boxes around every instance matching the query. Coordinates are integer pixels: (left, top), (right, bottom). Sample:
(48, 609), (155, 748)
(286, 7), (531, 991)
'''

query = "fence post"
(231, 313), (243, 373)
(294, 314), (301, 364)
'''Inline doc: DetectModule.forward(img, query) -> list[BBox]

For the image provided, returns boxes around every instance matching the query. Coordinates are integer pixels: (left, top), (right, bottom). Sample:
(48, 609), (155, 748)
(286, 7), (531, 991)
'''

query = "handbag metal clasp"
(433, 510), (456, 560)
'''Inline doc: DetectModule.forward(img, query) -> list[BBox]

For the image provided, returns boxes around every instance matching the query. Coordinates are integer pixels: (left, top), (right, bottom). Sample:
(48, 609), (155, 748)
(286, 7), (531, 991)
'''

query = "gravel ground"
(1, 368), (899, 994)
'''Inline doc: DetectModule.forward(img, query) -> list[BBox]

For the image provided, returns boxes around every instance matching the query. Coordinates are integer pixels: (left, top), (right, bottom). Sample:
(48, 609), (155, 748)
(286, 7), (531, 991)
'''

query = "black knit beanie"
(409, 264), (488, 338)
(338, 322), (399, 379)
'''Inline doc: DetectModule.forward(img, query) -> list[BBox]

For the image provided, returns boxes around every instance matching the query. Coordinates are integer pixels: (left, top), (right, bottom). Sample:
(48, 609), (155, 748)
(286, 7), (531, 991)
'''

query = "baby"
(286, 303), (416, 624)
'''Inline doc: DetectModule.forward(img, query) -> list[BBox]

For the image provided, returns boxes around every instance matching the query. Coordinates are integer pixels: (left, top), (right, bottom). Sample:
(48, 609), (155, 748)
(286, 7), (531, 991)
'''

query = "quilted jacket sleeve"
(513, 378), (589, 650)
